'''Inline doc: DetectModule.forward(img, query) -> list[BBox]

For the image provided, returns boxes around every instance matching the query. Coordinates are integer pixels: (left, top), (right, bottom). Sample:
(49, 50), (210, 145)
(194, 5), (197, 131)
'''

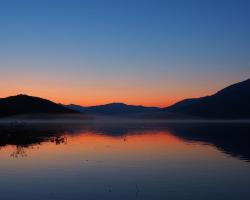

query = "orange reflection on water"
(0, 129), (225, 172)
(37, 130), (219, 162)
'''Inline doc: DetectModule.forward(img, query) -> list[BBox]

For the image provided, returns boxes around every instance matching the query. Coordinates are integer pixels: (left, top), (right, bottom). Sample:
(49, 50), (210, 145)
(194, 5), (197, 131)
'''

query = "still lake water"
(0, 122), (250, 200)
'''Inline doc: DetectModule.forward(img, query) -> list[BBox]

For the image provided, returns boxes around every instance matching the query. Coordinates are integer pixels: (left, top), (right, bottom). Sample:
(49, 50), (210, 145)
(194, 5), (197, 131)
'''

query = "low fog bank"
(0, 113), (250, 124)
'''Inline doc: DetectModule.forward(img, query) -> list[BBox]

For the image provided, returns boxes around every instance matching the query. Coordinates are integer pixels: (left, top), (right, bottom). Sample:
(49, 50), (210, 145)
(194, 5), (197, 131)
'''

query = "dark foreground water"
(0, 122), (250, 200)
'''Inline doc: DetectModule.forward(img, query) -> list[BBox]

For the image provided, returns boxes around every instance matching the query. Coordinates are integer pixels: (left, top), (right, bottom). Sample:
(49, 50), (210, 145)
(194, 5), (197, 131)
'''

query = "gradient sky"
(0, 0), (249, 107)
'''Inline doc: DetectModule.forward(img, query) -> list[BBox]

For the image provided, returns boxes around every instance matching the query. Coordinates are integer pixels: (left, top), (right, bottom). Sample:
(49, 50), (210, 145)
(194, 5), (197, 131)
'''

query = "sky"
(0, 0), (249, 107)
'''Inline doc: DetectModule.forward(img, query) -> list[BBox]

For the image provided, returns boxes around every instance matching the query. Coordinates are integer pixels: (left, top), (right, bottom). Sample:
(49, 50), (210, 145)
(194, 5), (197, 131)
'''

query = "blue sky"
(0, 0), (249, 106)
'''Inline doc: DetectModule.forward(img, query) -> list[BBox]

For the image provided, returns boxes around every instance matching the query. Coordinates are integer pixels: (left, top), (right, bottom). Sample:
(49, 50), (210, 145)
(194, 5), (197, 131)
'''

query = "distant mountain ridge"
(163, 79), (250, 118)
(1, 79), (249, 119)
(64, 102), (160, 115)
(0, 94), (77, 117)
(64, 104), (87, 112)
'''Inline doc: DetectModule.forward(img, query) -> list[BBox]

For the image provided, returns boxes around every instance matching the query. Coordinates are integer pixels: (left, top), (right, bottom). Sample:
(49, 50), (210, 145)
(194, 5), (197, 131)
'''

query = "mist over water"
(0, 122), (249, 200)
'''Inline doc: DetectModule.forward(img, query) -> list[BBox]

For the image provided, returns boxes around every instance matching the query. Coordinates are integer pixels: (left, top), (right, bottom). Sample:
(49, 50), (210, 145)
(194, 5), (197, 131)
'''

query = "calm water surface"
(0, 122), (250, 200)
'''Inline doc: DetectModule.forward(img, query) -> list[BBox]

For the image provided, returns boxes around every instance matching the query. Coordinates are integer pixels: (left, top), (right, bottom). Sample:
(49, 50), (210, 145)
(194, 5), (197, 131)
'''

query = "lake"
(0, 122), (250, 200)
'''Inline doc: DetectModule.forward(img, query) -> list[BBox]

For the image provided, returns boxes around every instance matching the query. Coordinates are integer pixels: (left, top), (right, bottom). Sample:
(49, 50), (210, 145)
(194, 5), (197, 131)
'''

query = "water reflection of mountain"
(0, 124), (74, 157)
(0, 122), (249, 161)
(0, 124), (78, 148)
(165, 123), (250, 162)
(84, 123), (250, 162)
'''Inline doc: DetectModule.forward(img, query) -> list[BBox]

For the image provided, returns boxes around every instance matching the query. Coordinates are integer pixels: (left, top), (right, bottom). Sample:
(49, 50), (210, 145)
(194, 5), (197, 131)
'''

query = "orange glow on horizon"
(0, 74), (224, 107)
(0, 89), (202, 108)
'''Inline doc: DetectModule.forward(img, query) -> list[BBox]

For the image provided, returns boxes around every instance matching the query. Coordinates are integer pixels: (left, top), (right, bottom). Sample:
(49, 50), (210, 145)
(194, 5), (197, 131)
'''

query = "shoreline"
(0, 117), (250, 124)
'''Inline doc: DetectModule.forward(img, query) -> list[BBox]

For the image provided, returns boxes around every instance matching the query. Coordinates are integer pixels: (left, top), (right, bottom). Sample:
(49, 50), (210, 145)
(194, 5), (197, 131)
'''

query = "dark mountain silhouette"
(64, 104), (87, 112)
(163, 79), (250, 119)
(65, 103), (160, 115)
(0, 94), (78, 117)
(1, 79), (249, 119)
(164, 98), (200, 112)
